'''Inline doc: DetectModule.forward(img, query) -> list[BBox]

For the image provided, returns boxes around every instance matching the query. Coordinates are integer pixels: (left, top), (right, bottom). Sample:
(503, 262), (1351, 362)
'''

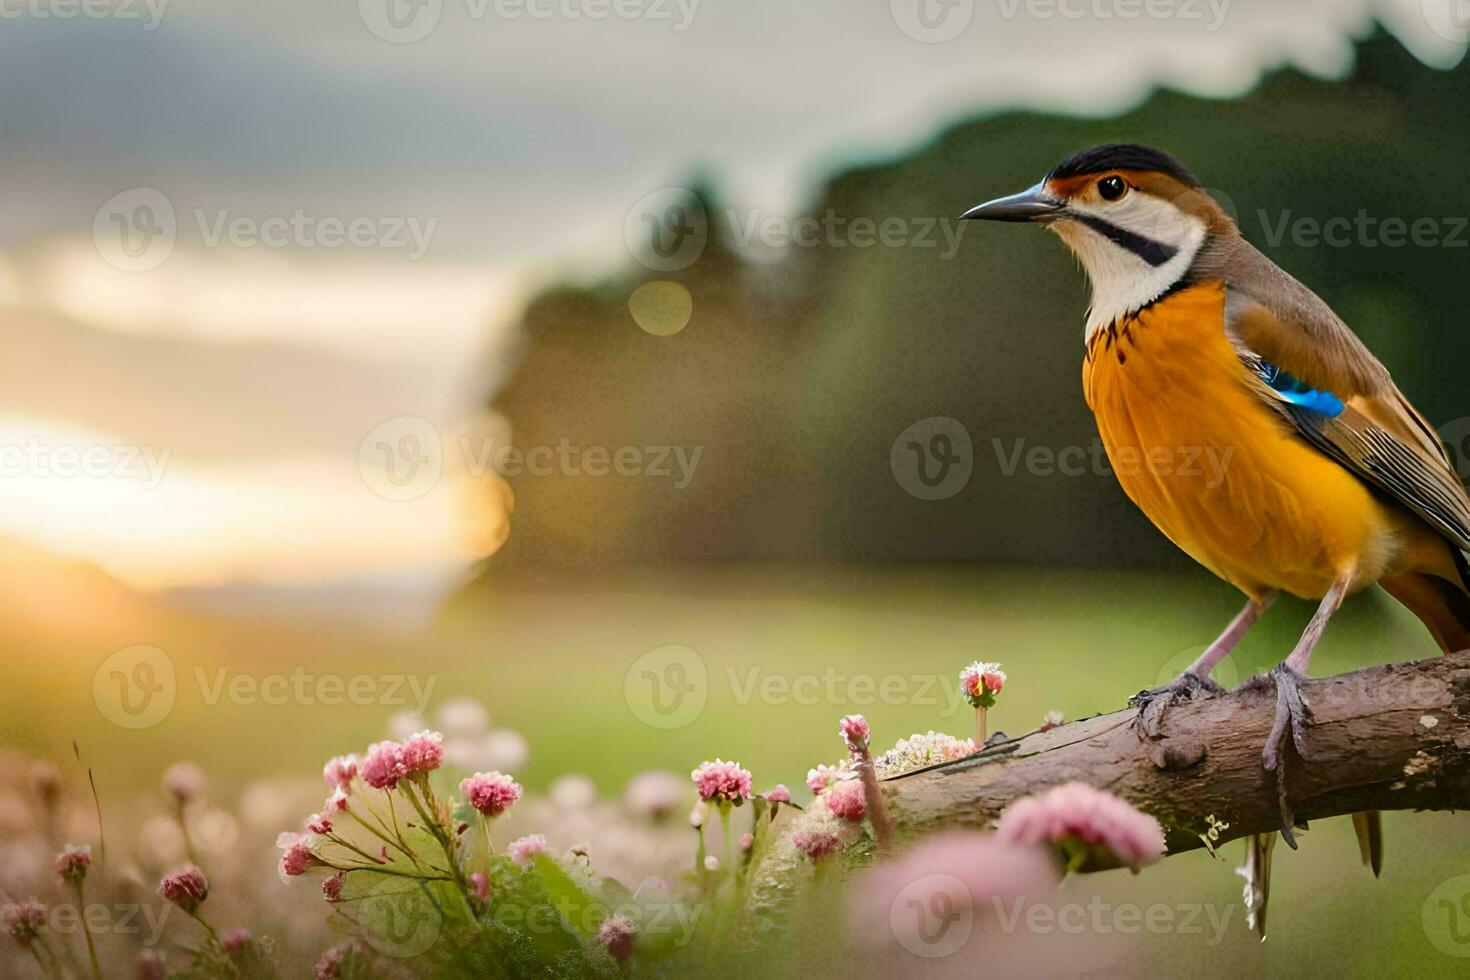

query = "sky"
(1, 0), (1464, 594)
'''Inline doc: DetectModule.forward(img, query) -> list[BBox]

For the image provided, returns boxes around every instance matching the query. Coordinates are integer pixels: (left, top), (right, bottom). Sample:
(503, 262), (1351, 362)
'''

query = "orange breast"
(1082, 282), (1396, 600)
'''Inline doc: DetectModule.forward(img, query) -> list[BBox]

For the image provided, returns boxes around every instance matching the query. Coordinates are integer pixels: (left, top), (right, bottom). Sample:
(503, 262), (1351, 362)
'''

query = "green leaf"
(532, 854), (605, 938)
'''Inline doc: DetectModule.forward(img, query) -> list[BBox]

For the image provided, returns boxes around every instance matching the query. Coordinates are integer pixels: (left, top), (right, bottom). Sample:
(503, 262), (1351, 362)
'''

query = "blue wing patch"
(1256, 362), (1346, 417)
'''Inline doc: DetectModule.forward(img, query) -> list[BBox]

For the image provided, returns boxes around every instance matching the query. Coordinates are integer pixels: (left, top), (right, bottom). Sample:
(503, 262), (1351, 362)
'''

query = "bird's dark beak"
(960, 183), (1064, 223)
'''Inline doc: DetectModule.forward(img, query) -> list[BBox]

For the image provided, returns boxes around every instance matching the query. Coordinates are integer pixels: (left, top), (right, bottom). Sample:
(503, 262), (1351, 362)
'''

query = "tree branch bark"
(749, 650), (1470, 923)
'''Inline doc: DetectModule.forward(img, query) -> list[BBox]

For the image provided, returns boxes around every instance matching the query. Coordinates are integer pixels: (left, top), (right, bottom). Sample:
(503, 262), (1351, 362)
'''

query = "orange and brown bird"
(964, 144), (1470, 932)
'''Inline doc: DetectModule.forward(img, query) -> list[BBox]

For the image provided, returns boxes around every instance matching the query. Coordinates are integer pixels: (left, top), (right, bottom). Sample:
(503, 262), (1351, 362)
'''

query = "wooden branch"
(748, 650), (1470, 924)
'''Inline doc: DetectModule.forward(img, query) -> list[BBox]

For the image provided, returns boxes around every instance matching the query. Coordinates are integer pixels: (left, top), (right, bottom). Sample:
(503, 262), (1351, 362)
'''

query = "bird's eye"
(1098, 175), (1127, 201)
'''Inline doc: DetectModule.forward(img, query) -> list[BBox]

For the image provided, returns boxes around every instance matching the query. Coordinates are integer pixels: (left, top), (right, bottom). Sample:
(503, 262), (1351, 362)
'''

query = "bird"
(961, 144), (1470, 930)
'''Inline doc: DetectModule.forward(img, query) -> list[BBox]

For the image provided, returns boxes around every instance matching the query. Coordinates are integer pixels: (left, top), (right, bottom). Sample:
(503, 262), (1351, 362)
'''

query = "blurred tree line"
(466, 33), (1470, 583)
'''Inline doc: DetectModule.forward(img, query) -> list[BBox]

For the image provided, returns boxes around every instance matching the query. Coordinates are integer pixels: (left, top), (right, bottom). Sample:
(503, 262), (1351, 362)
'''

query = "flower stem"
(72, 882), (102, 980)
(186, 907), (220, 946)
(401, 782), (478, 923)
(347, 803), (423, 868)
(975, 705), (987, 746)
(175, 798), (198, 867)
(718, 803), (733, 877)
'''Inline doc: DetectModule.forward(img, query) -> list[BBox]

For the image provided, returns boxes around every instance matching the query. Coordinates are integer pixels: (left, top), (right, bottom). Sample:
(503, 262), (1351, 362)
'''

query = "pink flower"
(822, 779), (867, 823)
(507, 833), (547, 865)
(839, 714), (871, 753)
(314, 940), (362, 980)
(161, 762), (206, 803)
(221, 929), (251, 955)
(158, 865), (209, 912)
(690, 759), (752, 803)
(321, 871), (346, 903)
(322, 755), (358, 792)
(765, 784), (791, 804)
(305, 810), (333, 835)
(874, 732), (976, 777)
(792, 826), (843, 864)
(597, 914), (636, 964)
(3, 901), (46, 944)
(55, 843), (92, 883)
(470, 872), (490, 901)
(361, 741), (409, 790)
(1039, 710), (1064, 732)
(324, 790), (349, 812)
(739, 832), (754, 852)
(959, 661), (1006, 708)
(623, 770), (686, 820)
(995, 782), (1165, 872)
(461, 771), (522, 816)
(135, 949), (167, 979)
(401, 731), (445, 778)
(806, 762), (855, 794)
(277, 832), (326, 879)
(852, 831), (1058, 952)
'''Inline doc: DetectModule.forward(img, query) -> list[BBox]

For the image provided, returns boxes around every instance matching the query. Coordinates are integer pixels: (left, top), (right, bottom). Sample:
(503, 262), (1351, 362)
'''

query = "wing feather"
(1194, 238), (1470, 552)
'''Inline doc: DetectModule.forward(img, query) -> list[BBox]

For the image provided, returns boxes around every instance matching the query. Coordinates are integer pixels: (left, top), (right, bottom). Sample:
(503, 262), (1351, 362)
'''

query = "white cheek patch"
(1051, 193), (1206, 338)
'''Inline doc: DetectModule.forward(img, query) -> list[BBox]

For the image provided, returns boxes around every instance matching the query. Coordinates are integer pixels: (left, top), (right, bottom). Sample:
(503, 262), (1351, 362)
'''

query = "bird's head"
(963, 144), (1235, 331)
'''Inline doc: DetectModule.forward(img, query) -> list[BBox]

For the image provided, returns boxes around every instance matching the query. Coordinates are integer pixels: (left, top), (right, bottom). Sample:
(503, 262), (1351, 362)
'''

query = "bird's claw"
(1259, 663), (1312, 848)
(1129, 671), (1224, 738)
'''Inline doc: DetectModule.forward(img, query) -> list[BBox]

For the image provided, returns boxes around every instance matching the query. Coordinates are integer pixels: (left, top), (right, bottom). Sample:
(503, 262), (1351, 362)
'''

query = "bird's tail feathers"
(1379, 552), (1470, 654)
(1351, 810), (1383, 878)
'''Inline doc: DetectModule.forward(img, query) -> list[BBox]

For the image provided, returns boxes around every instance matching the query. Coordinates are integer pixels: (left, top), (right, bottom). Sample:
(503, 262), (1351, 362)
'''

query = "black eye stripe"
(1073, 214), (1178, 267)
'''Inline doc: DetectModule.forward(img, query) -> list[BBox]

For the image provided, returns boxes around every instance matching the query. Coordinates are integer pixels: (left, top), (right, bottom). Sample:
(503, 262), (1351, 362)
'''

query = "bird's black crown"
(1046, 143), (1200, 188)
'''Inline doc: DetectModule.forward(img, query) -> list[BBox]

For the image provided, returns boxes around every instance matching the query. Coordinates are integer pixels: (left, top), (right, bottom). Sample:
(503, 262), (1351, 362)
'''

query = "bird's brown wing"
(1194, 237), (1470, 551)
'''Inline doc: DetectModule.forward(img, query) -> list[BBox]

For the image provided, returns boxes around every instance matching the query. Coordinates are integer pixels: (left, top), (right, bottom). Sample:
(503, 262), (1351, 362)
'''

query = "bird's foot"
(1129, 671), (1224, 738)
(1258, 662), (1313, 848)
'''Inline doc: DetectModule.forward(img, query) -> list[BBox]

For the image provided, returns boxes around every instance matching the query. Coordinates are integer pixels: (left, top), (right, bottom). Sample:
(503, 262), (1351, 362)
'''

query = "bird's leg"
(1259, 575), (1350, 847)
(1131, 591), (1276, 737)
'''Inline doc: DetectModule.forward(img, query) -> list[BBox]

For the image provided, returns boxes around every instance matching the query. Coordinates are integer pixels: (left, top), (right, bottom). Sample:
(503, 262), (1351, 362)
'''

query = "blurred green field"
(5, 562), (1470, 975)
